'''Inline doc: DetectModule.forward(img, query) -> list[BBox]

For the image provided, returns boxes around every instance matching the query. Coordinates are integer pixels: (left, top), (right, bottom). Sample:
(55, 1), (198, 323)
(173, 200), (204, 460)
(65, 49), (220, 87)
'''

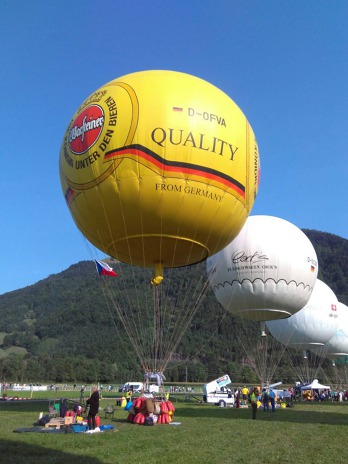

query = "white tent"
(300, 379), (330, 390)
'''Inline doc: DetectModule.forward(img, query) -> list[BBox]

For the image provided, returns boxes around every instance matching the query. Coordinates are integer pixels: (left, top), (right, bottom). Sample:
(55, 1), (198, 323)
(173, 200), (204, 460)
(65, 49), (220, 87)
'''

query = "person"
(242, 386), (249, 403)
(235, 388), (241, 408)
(73, 401), (82, 420)
(86, 386), (100, 430)
(269, 388), (276, 412)
(262, 388), (269, 412)
(80, 385), (86, 405)
(125, 388), (132, 403)
(250, 387), (259, 419)
(60, 398), (68, 418)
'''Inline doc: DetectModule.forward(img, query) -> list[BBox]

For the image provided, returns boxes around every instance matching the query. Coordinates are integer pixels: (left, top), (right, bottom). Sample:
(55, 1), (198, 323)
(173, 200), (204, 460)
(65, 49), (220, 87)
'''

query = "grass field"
(1, 394), (348, 464)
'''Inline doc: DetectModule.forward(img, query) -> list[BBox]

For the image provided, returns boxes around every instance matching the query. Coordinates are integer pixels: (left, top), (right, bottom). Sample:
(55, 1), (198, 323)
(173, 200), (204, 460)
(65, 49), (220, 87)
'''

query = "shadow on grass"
(177, 404), (348, 426)
(0, 400), (50, 413)
(0, 439), (103, 464)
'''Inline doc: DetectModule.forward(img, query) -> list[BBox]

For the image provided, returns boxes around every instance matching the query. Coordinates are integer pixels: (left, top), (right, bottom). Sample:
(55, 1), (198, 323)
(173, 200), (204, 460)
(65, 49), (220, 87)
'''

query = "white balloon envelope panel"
(267, 279), (339, 349)
(207, 215), (318, 321)
(310, 302), (348, 360)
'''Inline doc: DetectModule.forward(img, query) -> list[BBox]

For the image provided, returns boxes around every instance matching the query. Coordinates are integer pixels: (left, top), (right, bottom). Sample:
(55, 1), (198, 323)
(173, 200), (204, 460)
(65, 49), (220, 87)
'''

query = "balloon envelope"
(59, 70), (260, 277)
(310, 302), (348, 360)
(267, 279), (339, 349)
(207, 215), (318, 321)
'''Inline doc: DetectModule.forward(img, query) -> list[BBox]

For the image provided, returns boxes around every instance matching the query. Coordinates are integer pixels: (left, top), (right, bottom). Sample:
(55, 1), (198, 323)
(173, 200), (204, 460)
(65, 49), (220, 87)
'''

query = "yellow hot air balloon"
(59, 70), (260, 282)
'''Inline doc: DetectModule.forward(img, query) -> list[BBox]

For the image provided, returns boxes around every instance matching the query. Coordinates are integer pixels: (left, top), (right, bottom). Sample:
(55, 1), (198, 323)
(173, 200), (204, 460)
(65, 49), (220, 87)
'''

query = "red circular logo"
(69, 105), (104, 155)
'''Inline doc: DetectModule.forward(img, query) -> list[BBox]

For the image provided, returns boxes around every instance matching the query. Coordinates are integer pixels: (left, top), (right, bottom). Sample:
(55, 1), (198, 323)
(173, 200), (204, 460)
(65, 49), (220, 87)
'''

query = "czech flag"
(95, 260), (118, 277)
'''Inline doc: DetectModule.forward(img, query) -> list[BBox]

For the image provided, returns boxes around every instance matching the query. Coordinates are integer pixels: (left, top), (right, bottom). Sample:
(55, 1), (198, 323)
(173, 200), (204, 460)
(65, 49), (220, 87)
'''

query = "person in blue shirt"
(269, 389), (276, 412)
(262, 388), (269, 412)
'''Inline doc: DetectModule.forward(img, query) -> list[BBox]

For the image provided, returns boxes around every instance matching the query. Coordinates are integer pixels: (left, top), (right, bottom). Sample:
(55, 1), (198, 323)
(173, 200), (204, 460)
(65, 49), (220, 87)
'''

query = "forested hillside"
(0, 230), (347, 385)
(303, 229), (348, 300)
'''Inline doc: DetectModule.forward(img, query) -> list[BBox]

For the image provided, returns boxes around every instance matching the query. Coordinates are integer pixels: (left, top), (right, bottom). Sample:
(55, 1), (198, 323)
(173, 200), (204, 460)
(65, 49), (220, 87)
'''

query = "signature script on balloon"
(227, 251), (277, 271)
(231, 251), (269, 264)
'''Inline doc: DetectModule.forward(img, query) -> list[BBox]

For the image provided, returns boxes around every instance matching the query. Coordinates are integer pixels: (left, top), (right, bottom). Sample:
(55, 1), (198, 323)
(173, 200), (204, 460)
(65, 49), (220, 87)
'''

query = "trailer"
(203, 374), (234, 407)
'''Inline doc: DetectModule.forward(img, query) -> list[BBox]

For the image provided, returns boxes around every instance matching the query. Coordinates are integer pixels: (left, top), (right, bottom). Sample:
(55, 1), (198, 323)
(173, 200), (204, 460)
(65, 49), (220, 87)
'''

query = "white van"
(122, 382), (144, 393)
(203, 374), (234, 407)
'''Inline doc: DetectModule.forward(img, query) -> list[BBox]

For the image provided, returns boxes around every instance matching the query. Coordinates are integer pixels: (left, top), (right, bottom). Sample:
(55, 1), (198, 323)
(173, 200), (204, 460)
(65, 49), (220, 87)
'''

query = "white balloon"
(267, 279), (339, 349)
(207, 215), (318, 321)
(311, 302), (348, 359)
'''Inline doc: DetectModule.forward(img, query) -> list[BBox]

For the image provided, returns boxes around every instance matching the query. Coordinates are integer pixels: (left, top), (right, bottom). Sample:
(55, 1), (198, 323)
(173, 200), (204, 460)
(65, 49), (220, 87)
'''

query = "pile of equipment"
(125, 396), (175, 425)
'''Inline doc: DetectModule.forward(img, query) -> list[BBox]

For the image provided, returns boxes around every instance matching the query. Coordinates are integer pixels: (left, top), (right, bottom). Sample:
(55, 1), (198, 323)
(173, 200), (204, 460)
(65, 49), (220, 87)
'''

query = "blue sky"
(0, 0), (347, 295)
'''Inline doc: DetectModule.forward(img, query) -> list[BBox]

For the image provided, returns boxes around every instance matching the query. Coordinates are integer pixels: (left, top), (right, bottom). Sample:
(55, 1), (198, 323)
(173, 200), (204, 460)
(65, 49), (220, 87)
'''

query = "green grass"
(0, 398), (348, 464)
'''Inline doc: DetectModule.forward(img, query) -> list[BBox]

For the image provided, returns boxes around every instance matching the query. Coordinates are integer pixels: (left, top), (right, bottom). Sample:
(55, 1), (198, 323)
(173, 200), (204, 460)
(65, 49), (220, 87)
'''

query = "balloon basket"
(124, 395), (175, 426)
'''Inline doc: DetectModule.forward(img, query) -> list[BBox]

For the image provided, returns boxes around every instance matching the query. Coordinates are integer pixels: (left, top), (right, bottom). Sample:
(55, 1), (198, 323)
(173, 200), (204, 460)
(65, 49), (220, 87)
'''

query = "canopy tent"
(300, 379), (330, 390)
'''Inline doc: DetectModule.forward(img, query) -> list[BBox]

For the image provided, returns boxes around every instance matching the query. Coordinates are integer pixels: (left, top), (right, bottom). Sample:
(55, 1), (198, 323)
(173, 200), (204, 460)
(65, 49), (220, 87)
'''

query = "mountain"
(302, 229), (348, 300)
(0, 230), (347, 385)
